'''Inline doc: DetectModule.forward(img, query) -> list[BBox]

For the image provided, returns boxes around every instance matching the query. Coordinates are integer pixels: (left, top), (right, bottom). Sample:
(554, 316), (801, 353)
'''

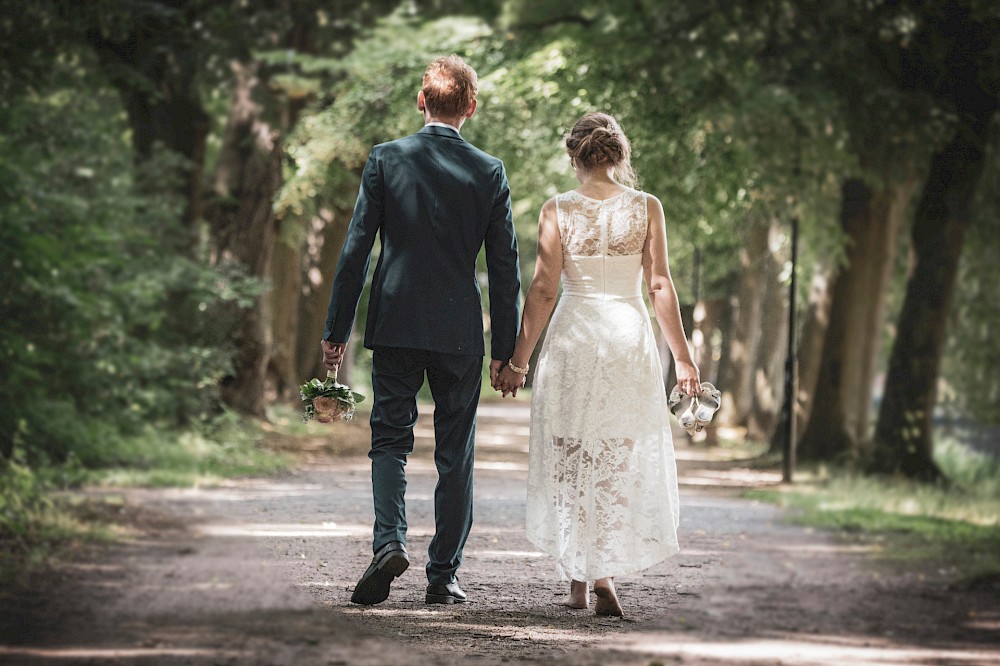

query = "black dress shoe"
(350, 542), (409, 605)
(425, 580), (467, 605)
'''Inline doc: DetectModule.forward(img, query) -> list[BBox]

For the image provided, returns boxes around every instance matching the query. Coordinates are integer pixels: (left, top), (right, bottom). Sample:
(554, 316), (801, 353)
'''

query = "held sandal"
(668, 388), (698, 435)
(693, 382), (722, 431)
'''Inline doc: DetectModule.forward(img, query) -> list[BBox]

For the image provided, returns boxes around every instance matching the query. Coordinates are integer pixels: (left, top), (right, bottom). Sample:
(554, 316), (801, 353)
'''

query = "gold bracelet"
(507, 359), (529, 375)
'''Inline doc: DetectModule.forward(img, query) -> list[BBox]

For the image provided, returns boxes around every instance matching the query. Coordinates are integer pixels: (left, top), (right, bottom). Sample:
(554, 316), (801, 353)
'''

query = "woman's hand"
(495, 364), (527, 397)
(674, 360), (701, 397)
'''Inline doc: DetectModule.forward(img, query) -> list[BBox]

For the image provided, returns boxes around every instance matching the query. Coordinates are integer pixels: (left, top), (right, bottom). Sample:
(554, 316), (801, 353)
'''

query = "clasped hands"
(323, 343), (526, 397)
(491, 359), (526, 398)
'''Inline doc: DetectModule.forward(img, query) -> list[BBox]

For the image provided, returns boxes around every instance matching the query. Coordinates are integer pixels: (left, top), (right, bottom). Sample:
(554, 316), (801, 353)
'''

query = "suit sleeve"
(484, 162), (522, 361)
(322, 149), (383, 343)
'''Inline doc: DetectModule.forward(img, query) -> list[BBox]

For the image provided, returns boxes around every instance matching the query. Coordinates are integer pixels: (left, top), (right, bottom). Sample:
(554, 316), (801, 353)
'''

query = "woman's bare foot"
(561, 579), (589, 609)
(593, 578), (624, 617)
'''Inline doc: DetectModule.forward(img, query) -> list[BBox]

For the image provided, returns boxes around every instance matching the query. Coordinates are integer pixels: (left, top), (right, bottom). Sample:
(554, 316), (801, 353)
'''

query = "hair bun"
(577, 126), (625, 165)
(565, 114), (631, 169)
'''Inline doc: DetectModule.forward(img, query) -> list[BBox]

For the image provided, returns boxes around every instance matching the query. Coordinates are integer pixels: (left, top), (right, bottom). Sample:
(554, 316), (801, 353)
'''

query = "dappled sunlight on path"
(2, 402), (996, 665)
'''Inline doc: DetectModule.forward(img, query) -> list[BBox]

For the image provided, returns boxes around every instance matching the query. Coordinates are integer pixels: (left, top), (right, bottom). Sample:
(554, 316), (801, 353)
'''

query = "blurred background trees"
(2, 0), (998, 489)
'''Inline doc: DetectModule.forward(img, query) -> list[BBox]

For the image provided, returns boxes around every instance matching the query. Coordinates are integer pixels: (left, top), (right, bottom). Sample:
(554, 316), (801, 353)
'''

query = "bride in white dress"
(494, 112), (701, 617)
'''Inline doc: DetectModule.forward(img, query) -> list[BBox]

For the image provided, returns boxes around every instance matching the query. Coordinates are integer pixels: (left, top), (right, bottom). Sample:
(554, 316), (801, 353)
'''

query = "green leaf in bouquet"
(351, 392), (366, 403)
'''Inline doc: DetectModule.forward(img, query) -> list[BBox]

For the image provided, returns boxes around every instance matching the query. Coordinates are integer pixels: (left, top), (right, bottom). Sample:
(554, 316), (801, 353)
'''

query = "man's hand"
(321, 340), (347, 373)
(489, 359), (504, 391)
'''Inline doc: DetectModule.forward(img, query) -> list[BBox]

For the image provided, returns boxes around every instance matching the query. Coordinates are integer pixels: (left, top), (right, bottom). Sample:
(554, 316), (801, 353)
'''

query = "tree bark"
(872, 116), (995, 479)
(208, 62), (283, 417)
(264, 7), (319, 401)
(691, 298), (726, 387)
(751, 224), (788, 445)
(793, 265), (835, 444)
(268, 230), (305, 402)
(295, 205), (353, 383)
(798, 178), (914, 460)
(717, 217), (770, 428)
(691, 297), (726, 445)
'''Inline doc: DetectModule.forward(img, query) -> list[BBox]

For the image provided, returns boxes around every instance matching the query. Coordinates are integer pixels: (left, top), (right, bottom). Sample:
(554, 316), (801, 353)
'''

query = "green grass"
(744, 436), (1000, 584)
(0, 460), (117, 585)
(41, 410), (289, 489)
(1, 411), (290, 583)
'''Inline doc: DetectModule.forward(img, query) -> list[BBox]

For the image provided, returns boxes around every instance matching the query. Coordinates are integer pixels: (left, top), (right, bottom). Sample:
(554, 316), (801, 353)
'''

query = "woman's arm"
(642, 193), (701, 396)
(495, 198), (562, 395)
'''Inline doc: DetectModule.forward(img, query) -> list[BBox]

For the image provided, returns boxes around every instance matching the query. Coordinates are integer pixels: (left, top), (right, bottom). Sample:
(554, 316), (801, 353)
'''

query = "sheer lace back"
(556, 189), (648, 257)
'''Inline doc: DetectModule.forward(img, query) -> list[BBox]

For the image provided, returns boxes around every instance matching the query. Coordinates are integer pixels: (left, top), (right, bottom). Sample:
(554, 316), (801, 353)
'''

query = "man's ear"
(465, 98), (477, 120)
(417, 90), (426, 112)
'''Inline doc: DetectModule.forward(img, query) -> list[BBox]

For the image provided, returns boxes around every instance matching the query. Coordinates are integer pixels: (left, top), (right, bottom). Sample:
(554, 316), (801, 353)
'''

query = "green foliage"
(941, 125), (1000, 423)
(0, 456), (114, 584)
(0, 458), (55, 543)
(280, 2), (859, 312)
(49, 412), (288, 488)
(935, 429), (1000, 498)
(0, 64), (262, 464)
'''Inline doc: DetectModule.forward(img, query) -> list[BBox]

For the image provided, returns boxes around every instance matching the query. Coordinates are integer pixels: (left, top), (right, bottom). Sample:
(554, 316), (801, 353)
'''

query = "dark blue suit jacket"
(323, 125), (521, 359)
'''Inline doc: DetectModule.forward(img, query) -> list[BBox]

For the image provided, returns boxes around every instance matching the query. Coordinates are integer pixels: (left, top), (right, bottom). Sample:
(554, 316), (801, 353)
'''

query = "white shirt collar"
(425, 121), (461, 134)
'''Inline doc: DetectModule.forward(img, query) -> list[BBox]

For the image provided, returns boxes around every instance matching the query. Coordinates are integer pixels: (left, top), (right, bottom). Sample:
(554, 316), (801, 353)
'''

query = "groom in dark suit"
(320, 56), (521, 605)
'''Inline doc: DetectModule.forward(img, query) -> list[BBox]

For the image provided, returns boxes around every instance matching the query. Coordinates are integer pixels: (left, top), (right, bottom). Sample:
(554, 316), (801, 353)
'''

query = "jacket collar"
(418, 124), (465, 142)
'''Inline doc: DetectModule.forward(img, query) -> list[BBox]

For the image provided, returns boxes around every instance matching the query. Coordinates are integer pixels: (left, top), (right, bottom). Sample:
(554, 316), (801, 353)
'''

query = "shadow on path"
(1, 402), (997, 665)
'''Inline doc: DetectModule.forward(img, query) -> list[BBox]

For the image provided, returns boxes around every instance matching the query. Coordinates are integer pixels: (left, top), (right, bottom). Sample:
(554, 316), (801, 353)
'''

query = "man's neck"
(423, 114), (464, 132)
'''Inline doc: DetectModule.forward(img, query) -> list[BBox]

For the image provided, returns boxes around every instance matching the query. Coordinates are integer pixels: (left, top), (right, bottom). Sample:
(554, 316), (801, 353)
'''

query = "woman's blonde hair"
(564, 112), (637, 188)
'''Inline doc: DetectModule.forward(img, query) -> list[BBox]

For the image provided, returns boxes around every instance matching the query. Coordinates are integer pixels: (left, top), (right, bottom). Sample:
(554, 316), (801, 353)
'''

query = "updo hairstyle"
(564, 112), (637, 188)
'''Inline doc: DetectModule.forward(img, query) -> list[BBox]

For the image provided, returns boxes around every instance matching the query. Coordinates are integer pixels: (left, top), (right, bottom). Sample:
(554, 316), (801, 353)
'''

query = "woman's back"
(555, 188), (649, 302)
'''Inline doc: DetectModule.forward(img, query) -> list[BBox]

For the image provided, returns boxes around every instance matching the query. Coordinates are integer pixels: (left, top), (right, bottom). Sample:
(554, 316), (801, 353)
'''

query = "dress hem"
(526, 533), (680, 582)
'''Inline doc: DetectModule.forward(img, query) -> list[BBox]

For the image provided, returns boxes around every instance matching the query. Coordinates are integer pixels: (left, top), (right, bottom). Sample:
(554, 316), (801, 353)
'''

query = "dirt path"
(2, 403), (998, 665)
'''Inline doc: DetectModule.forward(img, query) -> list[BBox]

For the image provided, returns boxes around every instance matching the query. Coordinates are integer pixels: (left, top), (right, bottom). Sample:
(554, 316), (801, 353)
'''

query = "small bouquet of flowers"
(300, 369), (366, 423)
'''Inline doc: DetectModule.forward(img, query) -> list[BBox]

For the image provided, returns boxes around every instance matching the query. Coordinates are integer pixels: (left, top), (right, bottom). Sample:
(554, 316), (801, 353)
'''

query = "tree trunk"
(295, 206), (353, 383)
(872, 116), (995, 480)
(793, 265), (835, 443)
(750, 220), (788, 444)
(209, 62), (283, 417)
(692, 297), (726, 445)
(268, 233), (307, 401)
(265, 7), (318, 401)
(717, 217), (770, 428)
(88, 25), (209, 255)
(691, 298), (726, 387)
(268, 230), (304, 402)
(798, 178), (914, 461)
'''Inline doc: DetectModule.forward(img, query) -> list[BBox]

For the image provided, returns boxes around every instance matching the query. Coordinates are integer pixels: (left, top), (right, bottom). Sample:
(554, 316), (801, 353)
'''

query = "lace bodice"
(556, 189), (648, 257)
(556, 188), (649, 300)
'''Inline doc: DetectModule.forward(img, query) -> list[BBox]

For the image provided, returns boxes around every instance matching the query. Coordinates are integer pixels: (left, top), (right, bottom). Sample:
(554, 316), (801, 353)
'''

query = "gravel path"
(2, 403), (997, 665)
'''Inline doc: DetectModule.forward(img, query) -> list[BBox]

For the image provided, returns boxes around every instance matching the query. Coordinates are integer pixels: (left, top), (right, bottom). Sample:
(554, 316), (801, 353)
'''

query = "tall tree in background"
(873, 0), (1000, 479)
(798, 177), (917, 460)
(86, 2), (210, 255)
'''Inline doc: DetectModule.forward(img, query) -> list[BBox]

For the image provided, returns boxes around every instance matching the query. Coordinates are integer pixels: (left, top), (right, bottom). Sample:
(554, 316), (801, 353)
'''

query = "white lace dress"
(525, 188), (680, 582)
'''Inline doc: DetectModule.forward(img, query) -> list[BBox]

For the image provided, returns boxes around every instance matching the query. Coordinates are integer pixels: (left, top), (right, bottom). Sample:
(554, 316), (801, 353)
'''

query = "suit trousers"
(368, 346), (482, 584)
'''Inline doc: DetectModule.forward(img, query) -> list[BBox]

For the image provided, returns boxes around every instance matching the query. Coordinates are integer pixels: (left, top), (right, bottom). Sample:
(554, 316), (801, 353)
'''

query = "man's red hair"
(422, 55), (478, 118)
